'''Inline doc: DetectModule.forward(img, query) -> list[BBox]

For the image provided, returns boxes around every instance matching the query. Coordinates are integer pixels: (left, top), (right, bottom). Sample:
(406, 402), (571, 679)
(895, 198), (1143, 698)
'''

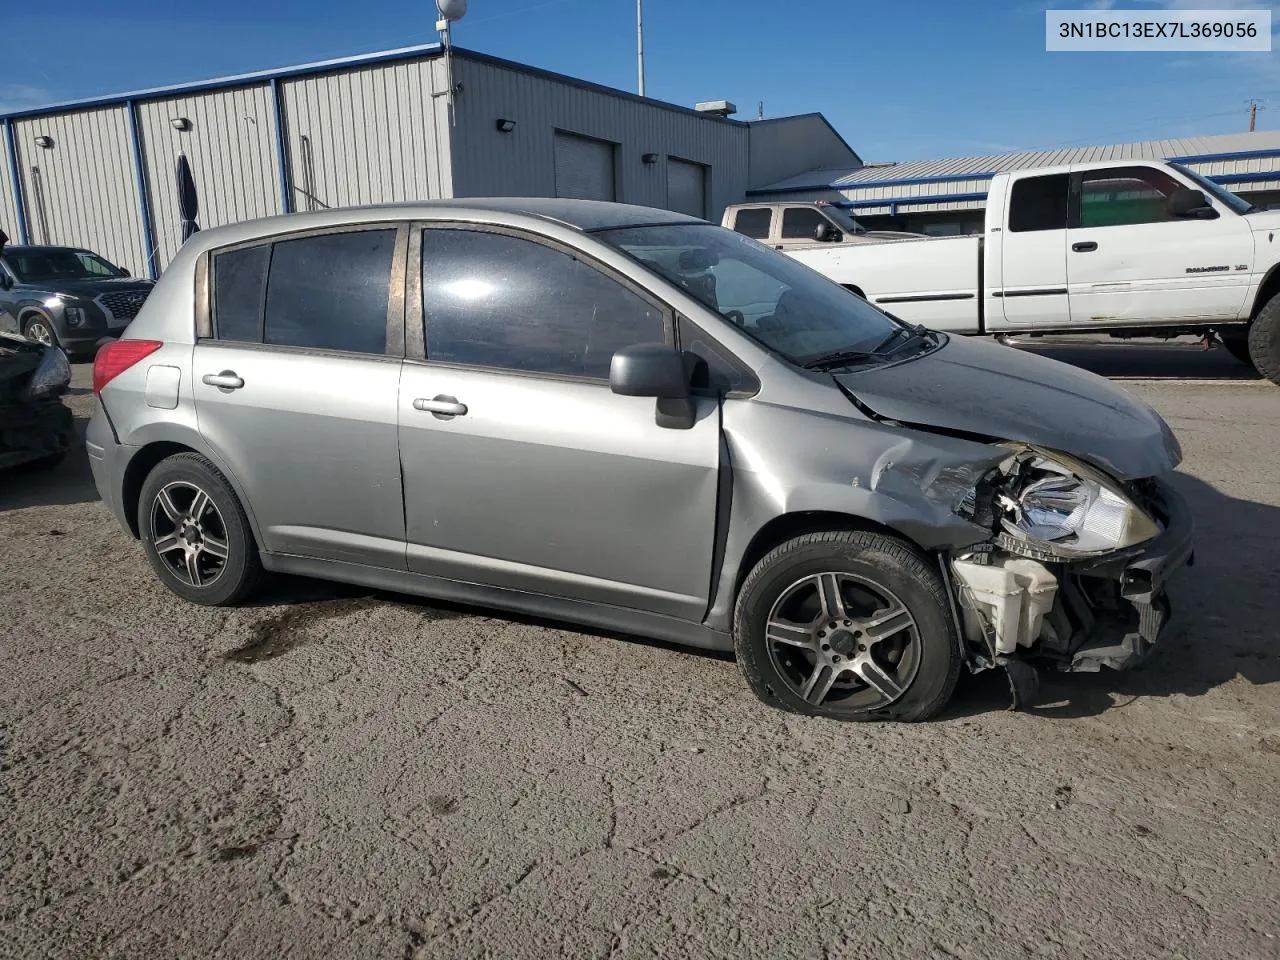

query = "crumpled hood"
(833, 334), (1182, 480)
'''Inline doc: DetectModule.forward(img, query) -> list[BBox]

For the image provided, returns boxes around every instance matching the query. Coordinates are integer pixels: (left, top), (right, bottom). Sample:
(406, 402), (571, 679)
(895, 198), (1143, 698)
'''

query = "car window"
(677, 315), (752, 394)
(1079, 166), (1182, 228)
(420, 229), (667, 380)
(263, 230), (395, 355)
(1008, 173), (1069, 232)
(780, 207), (830, 239)
(74, 252), (118, 277)
(732, 208), (773, 239)
(212, 244), (270, 342)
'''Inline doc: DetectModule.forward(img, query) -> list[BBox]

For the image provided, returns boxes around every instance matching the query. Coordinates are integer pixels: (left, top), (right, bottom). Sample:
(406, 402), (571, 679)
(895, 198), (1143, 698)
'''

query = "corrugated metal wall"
(280, 58), (452, 211)
(0, 125), (19, 241)
(448, 57), (749, 219)
(138, 85), (282, 268)
(747, 116), (858, 191)
(10, 107), (148, 274)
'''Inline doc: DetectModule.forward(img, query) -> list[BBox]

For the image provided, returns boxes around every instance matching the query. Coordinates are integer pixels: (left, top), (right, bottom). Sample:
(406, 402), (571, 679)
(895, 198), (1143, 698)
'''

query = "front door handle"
(1072, 241), (1098, 253)
(413, 395), (468, 419)
(202, 371), (244, 390)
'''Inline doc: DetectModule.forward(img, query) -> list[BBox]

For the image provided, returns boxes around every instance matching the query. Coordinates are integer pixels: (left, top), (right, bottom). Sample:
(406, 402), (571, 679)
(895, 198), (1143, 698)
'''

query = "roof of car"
(1, 245), (91, 255)
(178, 198), (704, 255)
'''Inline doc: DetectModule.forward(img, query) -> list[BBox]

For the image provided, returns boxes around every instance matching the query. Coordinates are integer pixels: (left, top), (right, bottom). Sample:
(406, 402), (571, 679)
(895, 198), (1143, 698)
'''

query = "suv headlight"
(993, 447), (1160, 558)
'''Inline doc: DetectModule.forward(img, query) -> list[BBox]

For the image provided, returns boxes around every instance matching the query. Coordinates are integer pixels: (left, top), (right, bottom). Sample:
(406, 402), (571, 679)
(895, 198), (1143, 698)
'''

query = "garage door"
(554, 133), (616, 201)
(666, 158), (706, 219)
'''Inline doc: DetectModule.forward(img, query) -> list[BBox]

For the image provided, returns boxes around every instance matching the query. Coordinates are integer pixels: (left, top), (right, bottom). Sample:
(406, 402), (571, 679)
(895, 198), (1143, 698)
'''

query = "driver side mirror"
(117, 267), (132, 278)
(609, 343), (706, 429)
(0, 272), (11, 291)
(1168, 188), (1217, 220)
(814, 221), (842, 242)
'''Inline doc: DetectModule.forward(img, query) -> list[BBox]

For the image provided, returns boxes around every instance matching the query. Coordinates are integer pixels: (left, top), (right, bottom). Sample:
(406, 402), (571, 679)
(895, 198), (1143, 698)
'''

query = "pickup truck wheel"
(1248, 295), (1280, 385)
(733, 530), (960, 722)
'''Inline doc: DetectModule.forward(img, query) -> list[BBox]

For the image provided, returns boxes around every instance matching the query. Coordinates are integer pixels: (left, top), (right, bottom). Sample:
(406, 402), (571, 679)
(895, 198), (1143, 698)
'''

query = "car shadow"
(0, 415), (99, 511)
(941, 469), (1280, 719)
(1009, 336), (1262, 381)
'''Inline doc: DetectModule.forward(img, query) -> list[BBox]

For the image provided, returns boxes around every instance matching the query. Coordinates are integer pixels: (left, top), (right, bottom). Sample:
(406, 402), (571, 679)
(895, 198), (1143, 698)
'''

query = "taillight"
(93, 339), (164, 396)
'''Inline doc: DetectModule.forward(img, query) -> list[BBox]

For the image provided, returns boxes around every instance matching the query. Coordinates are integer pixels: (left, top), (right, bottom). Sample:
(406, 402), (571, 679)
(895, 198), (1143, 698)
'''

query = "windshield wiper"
(871, 323), (932, 355)
(800, 349), (881, 370)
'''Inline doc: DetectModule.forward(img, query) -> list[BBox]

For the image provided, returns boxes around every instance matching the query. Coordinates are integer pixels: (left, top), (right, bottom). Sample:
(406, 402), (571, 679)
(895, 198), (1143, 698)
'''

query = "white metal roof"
(752, 129), (1280, 194)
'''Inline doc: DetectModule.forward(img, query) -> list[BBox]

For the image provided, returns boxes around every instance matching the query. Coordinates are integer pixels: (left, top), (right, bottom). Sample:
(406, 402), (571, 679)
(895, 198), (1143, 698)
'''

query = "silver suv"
(86, 199), (1192, 721)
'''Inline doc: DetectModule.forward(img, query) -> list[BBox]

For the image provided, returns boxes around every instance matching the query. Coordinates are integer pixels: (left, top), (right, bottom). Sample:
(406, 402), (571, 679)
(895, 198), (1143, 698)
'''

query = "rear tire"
(733, 530), (960, 722)
(1247, 295), (1280, 385)
(138, 452), (263, 606)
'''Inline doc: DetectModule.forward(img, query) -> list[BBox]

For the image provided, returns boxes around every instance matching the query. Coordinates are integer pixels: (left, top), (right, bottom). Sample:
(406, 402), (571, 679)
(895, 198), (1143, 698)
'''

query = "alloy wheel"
(764, 572), (921, 713)
(149, 481), (230, 588)
(26, 320), (54, 346)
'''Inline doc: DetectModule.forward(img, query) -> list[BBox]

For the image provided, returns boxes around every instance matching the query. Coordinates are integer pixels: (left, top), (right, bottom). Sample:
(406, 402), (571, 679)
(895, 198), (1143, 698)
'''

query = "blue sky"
(2, 0), (1277, 162)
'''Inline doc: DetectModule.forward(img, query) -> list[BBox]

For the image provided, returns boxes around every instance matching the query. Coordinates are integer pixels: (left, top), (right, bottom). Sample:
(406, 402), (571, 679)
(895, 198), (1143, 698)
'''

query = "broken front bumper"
(1065, 478), (1194, 671)
(951, 478), (1194, 674)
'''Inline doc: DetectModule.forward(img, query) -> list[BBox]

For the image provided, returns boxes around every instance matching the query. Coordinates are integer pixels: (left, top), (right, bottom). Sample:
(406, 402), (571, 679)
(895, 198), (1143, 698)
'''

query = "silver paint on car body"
(90, 196), (1185, 659)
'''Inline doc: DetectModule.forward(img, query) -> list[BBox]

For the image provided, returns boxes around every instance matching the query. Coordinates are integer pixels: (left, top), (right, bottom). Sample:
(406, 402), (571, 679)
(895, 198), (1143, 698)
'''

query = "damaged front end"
(947, 444), (1194, 698)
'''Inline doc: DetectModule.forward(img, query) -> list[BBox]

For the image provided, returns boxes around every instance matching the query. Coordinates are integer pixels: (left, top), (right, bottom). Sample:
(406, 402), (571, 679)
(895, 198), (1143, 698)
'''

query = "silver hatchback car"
(87, 199), (1192, 721)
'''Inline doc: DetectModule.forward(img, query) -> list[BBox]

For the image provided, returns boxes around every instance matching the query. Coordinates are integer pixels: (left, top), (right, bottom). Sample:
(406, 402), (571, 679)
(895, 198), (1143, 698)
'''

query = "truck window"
(1008, 174), (1069, 233)
(732, 208), (772, 239)
(1078, 166), (1182, 228)
(780, 207), (831, 239)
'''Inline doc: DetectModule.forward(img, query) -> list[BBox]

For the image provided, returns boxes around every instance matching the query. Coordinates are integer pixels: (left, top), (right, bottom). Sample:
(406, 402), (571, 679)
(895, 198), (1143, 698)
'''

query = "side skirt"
(260, 552), (734, 653)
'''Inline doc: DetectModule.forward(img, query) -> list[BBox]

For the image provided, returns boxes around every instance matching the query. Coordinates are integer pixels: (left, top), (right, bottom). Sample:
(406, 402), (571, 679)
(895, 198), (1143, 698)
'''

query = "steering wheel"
(724, 309), (746, 328)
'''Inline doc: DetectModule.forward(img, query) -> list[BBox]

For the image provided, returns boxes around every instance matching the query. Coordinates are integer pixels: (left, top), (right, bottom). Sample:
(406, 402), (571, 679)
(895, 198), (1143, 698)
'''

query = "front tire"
(137, 452), (263, 606)
(22, 314), (59, 349)
(733, 530), (960, 722)
(1248, 295), (1280, 385)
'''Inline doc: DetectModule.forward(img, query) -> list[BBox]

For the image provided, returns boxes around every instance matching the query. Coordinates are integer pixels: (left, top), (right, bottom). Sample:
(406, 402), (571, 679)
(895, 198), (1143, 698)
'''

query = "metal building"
(0, 44), (859, 278)
(749, 130), (1280, 235)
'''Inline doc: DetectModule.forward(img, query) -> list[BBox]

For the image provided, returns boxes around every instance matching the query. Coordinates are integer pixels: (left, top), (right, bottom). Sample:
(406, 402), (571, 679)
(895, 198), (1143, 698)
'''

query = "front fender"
(705, 400), (1005, 630)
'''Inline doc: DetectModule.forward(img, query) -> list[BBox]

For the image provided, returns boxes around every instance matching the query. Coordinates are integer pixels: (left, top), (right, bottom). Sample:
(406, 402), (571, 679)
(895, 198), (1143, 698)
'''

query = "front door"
(397, 225), (721, 620)
(193, 225), (407, 569)
(1067, 164), (1254, 325)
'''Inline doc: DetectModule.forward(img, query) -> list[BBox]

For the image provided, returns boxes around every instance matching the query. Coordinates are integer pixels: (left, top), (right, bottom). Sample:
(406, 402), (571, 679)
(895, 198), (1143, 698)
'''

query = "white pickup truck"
(782, 158), (1280, 384)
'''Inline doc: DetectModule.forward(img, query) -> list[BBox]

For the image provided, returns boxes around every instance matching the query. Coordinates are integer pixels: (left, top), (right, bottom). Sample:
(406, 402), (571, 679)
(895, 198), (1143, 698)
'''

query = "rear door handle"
(202, 371), (244, 390)
(413, 395), (468, 418)
(1072, 241), (1098, 253)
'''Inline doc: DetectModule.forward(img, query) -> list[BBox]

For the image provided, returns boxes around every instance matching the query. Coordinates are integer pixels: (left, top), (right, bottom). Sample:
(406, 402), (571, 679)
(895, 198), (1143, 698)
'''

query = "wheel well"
(18, 308), (46, 328)
(120, 442), (196, 538)
(733, 510), (913, 598)
(1252, 265), (1280, 320)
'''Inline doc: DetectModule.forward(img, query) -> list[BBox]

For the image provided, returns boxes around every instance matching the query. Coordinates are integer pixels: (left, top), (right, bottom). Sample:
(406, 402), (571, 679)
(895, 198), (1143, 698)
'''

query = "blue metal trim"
(125, 100), (158, 280)
(270, 78), (291, 214)
(1208, 171), (1280, 186)
(0, 43), (444, 121)
(2, 119), (30, 243)
(835, 191), (990, 210)
(747, 170), (998, 197)
(1172, 148), (1280, 164)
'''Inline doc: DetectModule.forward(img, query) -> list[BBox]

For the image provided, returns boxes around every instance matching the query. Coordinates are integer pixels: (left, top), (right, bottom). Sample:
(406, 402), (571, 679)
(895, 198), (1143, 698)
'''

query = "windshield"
(822, 207), (867, 235)
(595, 223), (906, 364)
(1169, 163), (1256, 215)
(4, 249), (124, 282)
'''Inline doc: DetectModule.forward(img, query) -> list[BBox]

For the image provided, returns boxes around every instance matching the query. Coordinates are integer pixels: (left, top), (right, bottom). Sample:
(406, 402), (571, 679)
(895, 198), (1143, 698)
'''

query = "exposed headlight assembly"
(991, 446), (1160, 559)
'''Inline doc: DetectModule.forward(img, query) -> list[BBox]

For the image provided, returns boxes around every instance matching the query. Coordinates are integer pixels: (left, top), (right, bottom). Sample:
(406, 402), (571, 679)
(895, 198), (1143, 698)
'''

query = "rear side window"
(732, 208), (772, 239)
(780, 207), (830, 239)
(1008, 174), (1069, 232)
(420, 229), (667, 380)
(212, 245), (270, 342)
(264, 230), (395, 354)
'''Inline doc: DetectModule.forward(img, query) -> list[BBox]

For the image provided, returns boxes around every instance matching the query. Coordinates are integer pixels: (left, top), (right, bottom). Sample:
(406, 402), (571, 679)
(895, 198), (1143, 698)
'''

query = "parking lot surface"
(2, 345), (1278, 960)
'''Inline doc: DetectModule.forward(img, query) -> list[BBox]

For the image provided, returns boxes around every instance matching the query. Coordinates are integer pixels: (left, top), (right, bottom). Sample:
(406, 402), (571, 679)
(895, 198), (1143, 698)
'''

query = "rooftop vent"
(694, 100), (737, 118)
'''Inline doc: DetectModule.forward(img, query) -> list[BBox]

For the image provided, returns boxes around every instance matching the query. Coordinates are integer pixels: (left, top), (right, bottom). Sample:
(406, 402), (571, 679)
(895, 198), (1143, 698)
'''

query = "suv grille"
(99, 290), (149, 323)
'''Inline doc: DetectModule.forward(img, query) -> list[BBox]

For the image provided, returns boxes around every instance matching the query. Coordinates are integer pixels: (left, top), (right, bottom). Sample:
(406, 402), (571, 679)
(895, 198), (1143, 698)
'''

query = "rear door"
(1066, 164), (1253, 324)
(396, 224), (721, 619)
(193, 224), (408, 569)
(999, 171), (1071, 325)
(729, 207), (774, 242)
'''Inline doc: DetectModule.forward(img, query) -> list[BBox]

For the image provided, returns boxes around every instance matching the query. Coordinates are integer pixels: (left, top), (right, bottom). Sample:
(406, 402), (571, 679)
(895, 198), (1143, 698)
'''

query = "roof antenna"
(757, 101), (764, 120)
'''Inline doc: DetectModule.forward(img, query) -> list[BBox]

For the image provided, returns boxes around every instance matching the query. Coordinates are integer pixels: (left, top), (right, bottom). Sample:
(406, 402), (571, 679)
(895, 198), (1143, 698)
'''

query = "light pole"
(636, 0), (645, 97)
